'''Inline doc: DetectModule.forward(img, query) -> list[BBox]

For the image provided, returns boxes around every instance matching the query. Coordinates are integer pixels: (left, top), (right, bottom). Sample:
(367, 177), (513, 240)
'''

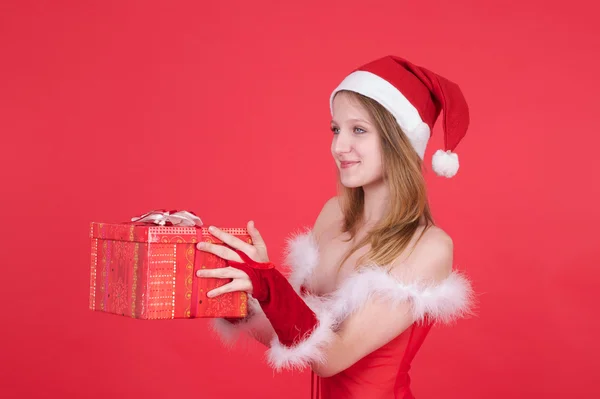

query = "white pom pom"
(432, 149), (459, 178)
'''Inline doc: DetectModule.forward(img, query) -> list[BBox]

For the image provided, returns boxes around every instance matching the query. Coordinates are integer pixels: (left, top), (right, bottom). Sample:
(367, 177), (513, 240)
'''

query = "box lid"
(89, 222), (249, 244)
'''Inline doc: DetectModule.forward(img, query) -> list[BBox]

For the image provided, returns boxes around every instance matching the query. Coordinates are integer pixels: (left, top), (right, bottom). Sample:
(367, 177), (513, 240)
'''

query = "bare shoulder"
(390, 225), (454, 283)
(312, 196), (343, 239)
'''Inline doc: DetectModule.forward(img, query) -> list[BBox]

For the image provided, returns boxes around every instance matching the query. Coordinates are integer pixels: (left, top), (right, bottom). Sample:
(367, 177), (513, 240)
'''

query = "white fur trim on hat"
(330, 70), (430, 160)
(410, 121), (431, 159)
(432, 149), (459, 178)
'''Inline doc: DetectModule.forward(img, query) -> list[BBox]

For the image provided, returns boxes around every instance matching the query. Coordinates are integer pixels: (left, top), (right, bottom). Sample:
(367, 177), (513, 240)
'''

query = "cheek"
(364, 143), (384, 174)
(362, 141), (382, 161)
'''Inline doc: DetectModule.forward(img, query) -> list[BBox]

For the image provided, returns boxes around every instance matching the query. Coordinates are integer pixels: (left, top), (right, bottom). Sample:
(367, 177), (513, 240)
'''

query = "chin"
(340, 173), (384, 189)
(340, 176), (365, 188)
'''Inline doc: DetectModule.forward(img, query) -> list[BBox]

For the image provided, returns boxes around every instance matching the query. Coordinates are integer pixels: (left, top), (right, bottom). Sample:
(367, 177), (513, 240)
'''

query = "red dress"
(312, 322), (433, 399)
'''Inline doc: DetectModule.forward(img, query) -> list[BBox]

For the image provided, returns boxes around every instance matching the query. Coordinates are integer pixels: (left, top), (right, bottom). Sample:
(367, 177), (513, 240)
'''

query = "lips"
(340, 161), (360, 168)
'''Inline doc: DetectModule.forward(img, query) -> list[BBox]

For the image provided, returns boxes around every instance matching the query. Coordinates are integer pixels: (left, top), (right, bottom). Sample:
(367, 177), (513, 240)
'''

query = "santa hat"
(329, 55), (469, 178)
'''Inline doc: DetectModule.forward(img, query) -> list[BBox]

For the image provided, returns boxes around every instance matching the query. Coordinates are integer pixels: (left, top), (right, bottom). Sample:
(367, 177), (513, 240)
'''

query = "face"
(330, 91), (384, 188)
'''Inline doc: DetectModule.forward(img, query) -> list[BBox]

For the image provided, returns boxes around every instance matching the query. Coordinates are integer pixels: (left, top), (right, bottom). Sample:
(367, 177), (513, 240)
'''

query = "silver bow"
(131, 210), (203, 227)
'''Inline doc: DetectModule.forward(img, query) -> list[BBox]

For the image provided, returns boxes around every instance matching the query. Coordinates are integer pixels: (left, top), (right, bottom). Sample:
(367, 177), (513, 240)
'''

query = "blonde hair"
(335, 90), (435, 271)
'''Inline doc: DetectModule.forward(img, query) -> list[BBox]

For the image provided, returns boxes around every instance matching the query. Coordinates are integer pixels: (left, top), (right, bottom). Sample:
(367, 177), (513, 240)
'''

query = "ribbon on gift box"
(131, 209), (206, 318)
(130, 209), (203, 227)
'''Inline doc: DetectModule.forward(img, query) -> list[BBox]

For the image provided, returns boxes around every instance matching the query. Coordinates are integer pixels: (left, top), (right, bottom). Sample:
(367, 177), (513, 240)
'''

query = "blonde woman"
(196, 55), (474, 399)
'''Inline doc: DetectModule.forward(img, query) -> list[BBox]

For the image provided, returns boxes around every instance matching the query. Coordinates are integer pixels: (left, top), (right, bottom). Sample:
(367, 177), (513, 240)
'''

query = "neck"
(361, 179), (389, 227)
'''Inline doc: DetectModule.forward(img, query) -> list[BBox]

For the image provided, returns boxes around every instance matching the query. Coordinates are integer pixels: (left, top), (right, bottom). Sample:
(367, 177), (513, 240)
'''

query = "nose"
(332, 130), (353, 155)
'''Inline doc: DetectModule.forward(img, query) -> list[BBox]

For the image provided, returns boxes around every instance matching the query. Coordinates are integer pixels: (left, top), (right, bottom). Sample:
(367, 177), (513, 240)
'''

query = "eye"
(330, 126), (340, 134)
(354, 127), (366, 134)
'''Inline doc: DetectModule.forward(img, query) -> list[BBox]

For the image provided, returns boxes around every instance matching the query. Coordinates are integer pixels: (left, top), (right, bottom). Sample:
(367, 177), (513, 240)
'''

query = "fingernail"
(196, 270), (202, 277)
(208, 226), (215, 232)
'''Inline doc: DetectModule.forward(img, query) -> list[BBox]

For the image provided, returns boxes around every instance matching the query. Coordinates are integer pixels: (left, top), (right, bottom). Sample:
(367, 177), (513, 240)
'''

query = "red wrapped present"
(89, 210), (248, 320)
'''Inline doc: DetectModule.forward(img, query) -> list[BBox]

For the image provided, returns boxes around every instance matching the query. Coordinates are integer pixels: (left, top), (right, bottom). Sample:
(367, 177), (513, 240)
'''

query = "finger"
(208, 226), (255, 254)
(207, 279), (251, 298)
(247, 220), (266, 247)
(196, 241), (242, 262)
(196, 266), (246, 279)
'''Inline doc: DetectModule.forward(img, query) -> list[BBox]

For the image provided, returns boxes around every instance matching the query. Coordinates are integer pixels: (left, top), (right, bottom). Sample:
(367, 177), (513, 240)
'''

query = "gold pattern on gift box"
(172, 244), (177, 319)
(184, 244), (194, 318)
(89, 238), (98, 310)
(100, 239), (107, 311)
(129, 224), (135, 242)
(110, 276), (127, 315)
(149, 226), (197, 243)
(109, 240), (128, 315)
(131, 242), (139, 318)
(201, 227), (248, 238)
(147, 243), (178, 319)
(141, 243), (147, 317)
(240, 292), (248, 317)
(160, 236), (185, 244)
(243, 237), (251, 315)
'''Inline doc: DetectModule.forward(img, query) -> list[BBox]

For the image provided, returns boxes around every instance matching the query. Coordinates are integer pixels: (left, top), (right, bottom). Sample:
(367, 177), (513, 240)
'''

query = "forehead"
(331, 91), (371, 123)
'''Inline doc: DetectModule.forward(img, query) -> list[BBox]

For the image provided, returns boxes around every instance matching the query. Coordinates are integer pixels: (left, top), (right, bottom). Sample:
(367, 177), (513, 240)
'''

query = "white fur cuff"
(266, 303), (337, 372)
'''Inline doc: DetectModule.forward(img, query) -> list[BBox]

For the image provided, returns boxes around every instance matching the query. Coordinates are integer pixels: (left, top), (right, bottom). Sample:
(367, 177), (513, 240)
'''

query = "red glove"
(227, 250), (319, 347)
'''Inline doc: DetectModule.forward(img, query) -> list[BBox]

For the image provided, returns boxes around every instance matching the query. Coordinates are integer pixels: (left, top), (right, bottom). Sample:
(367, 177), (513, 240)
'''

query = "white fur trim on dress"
(210, 295), (273, 348)
(283, 228), (320, 293)
(283, 230), (474, 324)
(327, 266), (473, 325)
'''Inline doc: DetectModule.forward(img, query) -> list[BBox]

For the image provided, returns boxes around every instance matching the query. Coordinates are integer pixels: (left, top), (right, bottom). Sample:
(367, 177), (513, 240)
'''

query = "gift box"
(88, 211), (249, 320)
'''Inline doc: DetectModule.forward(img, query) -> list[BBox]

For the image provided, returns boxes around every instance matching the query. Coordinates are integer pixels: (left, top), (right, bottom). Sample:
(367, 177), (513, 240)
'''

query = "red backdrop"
(1, 0), (599, 398)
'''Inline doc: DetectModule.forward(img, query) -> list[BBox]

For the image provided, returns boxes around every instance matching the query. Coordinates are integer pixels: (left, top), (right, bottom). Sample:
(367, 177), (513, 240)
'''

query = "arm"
(209, 197), (339, 348)
(309, 228), (454, 377)
(209, 295), (276, 348)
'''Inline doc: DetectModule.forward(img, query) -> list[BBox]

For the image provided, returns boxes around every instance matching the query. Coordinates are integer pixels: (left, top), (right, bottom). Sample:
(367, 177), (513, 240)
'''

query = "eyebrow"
(330, 118), (371, 125)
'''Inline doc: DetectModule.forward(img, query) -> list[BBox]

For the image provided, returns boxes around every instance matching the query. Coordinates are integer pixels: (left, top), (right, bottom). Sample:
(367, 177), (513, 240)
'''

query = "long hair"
(335, 90), (435, 272)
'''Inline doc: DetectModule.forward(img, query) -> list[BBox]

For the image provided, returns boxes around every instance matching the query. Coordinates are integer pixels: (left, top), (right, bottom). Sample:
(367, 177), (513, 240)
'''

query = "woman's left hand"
(195, 220), (269, 298)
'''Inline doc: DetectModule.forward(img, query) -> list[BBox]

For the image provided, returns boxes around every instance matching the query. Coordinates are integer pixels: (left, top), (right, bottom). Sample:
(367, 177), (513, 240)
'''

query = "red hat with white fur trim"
(330, 55), (469, 178)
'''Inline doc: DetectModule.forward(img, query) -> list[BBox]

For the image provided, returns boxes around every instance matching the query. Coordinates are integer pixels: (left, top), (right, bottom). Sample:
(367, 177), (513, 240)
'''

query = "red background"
(1, 0), (599, 398)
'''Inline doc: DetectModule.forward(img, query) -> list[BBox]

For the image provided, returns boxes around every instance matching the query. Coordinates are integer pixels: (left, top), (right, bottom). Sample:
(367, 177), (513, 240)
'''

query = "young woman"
(196, 55), (474, 399)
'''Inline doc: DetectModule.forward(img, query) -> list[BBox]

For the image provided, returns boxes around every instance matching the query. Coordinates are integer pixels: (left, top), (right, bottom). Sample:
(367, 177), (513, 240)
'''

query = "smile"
(340, 161), (360, 169)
